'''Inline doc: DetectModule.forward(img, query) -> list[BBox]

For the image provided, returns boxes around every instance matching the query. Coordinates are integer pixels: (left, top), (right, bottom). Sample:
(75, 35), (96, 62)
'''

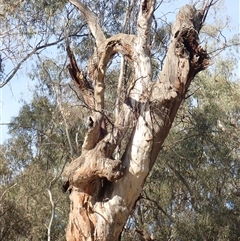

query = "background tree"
(0, 84), (72, 240)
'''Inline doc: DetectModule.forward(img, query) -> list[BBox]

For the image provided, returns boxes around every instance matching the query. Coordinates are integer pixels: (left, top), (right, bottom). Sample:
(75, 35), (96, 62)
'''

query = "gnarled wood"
(63, 1), (210, 240)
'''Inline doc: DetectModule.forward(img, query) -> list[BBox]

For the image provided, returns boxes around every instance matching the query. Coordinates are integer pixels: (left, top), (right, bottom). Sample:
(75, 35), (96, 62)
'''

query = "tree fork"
(63, 1), (210, 240)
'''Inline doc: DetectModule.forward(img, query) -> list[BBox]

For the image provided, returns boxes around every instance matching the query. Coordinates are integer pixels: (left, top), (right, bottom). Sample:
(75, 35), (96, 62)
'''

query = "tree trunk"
(63, 1), (210, 240)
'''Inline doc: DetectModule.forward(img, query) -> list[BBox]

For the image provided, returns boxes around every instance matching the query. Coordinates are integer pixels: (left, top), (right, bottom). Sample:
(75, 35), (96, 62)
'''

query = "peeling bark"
(63, 1), (210, 240)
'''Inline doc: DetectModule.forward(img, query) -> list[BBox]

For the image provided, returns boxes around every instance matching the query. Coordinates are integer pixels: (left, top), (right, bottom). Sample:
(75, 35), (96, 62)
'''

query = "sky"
(0, 0), (239, 144)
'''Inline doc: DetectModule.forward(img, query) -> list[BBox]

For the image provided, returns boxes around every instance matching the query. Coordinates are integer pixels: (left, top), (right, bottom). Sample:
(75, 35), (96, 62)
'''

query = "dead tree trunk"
(63, 0), (210, 240)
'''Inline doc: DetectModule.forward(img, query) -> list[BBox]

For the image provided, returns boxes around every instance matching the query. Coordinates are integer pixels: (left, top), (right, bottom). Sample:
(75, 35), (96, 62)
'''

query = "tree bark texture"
(63, 1), (209, 240)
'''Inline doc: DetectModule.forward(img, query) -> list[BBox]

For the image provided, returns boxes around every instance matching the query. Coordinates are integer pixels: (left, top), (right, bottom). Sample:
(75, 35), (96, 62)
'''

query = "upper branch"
(69, 0), (106, 47)
(137, 0), (156, 46)
(66, 43), (94, 108)
(98, 34), (136, 72)
(150, 4), (210, 163)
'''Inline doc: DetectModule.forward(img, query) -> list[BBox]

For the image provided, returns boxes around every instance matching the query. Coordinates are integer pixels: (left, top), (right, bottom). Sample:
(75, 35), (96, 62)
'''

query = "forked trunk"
(63, 1), (210, 240)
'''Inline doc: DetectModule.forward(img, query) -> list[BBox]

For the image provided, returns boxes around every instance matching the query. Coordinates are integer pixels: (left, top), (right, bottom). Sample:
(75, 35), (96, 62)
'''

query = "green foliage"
(0, 77), (87, 240)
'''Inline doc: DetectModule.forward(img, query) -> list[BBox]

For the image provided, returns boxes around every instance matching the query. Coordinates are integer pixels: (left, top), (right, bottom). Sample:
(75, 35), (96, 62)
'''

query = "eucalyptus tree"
(1, 0), (237, 240)
(61, 0), (212, 240)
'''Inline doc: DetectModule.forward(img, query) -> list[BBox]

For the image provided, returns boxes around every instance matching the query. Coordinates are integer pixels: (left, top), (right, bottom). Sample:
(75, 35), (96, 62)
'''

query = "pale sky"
(0, 0), (239, 144)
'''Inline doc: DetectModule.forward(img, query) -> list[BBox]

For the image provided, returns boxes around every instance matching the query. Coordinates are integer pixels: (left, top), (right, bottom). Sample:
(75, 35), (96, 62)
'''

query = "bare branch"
(0, 183), (17, 201)
(137, 0), (156, 45)
(46, 188), (55, 241)
(142, 192), (174, 222)
(200, 0), (220, 30)
(167, 164), (198, 211)
(102, 34), (136, 62)
(0, 31), (86, 88)
(66, 42), (94, 108)
(69, 0), (106, 47)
